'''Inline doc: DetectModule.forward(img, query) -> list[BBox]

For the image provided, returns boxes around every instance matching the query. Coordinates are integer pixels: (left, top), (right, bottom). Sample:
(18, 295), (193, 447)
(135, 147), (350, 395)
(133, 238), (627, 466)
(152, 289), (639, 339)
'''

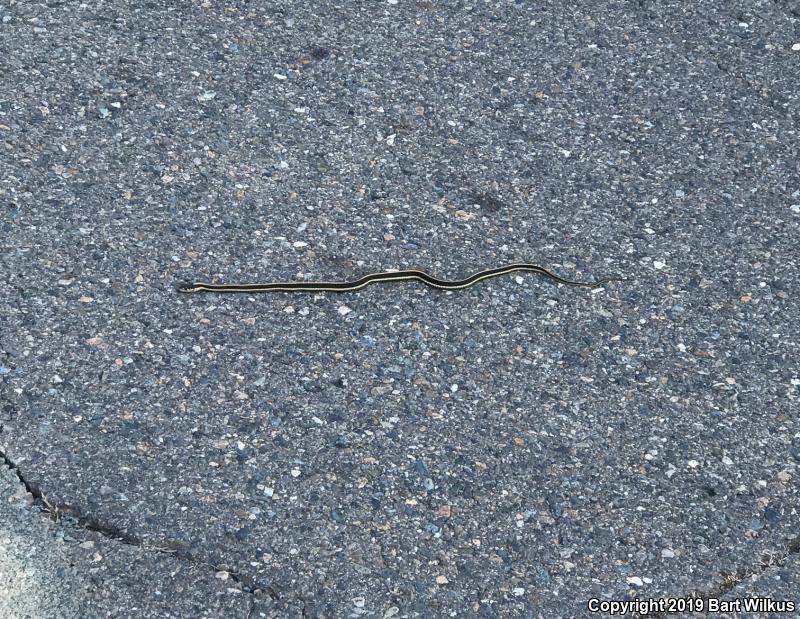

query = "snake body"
(177, 263), (618, 294)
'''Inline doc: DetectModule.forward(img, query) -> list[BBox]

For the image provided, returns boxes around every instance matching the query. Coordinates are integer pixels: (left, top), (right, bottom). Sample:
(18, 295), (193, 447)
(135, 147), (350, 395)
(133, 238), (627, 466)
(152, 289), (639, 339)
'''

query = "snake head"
(176, 283), (201, 293)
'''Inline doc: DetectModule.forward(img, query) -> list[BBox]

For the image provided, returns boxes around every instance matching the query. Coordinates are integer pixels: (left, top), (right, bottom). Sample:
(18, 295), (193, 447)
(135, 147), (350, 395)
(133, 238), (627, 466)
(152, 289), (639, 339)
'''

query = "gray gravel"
(2, 0), (799, 617)
(0, 461), (83, 619)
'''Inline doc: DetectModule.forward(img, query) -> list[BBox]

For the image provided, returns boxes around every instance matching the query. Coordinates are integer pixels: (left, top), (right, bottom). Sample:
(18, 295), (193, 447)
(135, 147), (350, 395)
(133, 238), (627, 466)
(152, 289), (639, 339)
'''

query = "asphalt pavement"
(1, 1), (799, 617)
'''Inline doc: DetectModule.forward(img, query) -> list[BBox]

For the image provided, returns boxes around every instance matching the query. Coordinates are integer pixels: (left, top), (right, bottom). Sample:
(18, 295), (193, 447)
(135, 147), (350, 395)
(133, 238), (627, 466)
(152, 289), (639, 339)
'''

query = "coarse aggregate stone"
(2, 0), (799, 617)
(0, 461), (84, 619)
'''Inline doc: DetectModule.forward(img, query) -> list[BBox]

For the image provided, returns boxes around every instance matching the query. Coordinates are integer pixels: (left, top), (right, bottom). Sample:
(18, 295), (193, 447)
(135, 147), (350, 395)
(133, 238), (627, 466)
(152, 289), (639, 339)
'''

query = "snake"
(177, 263), (620, 294)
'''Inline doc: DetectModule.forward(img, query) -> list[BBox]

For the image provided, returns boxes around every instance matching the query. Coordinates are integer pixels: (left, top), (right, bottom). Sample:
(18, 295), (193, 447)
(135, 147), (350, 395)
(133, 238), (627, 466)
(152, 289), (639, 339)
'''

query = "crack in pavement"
(633, 538), (800, 618)
(0, 447), (280, 603)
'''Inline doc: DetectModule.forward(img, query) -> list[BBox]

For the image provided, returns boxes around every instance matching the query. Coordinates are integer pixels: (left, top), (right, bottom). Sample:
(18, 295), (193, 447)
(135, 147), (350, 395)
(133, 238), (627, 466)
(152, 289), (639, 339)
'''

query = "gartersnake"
(177, 263), (620, 293)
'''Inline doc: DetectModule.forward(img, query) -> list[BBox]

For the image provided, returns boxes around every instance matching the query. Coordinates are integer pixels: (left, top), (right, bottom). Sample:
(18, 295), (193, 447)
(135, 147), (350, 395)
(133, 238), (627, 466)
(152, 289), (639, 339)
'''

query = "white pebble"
(292, 241), (308, 248)
(290, 468), (301, 477)
(338, 305), (352, 316)
(274, 73), (288, 80)
(687, 459), (699, 468)
(626, 576), (644, 587)
(653, 261), (666, 270)
(450, 384), (458, 392)
(792, 43), (800, 51)
(661, 548), (675, 558)
(512, 587), (525, 596)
